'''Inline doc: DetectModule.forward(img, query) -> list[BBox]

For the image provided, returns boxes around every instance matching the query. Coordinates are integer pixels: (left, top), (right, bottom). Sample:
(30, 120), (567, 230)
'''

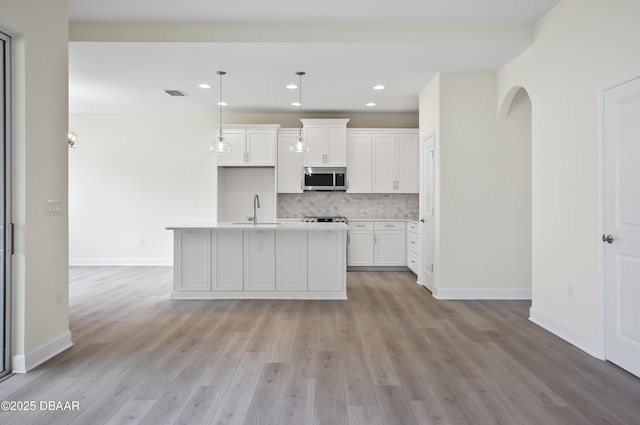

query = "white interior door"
(603, 75), (640, 378)
(420, 133), (435, 291)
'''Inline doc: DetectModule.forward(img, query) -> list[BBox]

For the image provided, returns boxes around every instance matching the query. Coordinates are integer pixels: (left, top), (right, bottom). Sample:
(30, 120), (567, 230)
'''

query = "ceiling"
(68, 0), (560, 115)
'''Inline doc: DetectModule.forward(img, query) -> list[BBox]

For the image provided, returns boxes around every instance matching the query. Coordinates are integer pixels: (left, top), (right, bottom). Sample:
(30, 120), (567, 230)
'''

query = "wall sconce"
(68, 131), (78, 148)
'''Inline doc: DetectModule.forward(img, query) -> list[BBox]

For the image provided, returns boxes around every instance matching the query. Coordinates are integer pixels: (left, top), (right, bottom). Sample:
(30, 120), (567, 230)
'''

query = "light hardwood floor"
(1, 267), (639, 424)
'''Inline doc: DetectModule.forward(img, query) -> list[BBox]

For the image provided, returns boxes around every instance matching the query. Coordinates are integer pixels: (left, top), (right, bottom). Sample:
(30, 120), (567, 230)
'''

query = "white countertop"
(167, 222), (348, 231)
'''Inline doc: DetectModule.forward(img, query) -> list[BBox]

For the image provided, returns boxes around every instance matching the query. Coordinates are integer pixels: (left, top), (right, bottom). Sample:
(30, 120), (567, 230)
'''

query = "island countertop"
(166, 222), (348, 231)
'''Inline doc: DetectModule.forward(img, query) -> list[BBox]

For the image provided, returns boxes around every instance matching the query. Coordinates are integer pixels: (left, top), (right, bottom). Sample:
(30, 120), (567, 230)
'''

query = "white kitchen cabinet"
(372, 131), (418, 193)
(374, 222), (406, 266)
(346, 132), (372, 193)
(277, 129), (303, 193)
(347, 221), (406, 267)
(406, 221), (420, 275)
(301, 119), (349, 167)
(212, 230), (243, 291)
(244, 230), (275, 291)
(276, 230), (308, 291)
(217, 125), (278, 166)
(347, 222), (374, 266)
(308, 230), (346, 291)
(174, 230), (211, 291)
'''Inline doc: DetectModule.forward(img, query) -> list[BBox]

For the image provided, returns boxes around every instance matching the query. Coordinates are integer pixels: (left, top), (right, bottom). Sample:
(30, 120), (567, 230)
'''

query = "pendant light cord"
(218, 71), (226, 139)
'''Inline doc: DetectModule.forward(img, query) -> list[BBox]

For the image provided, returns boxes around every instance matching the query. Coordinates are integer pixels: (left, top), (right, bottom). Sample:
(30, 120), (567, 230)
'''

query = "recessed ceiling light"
(366, 102), (377, 107)
(373, 84), (385, 90)
(199, 83), (211, 89)
(218, 101), (228, 106)
(286, 84), (298, 89)
(291, 102), (302, 106)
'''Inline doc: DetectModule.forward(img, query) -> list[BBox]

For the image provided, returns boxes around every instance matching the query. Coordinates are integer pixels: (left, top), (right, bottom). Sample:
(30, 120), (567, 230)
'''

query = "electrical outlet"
(140, 238), (146, 246)
(482, 260), (489, 269)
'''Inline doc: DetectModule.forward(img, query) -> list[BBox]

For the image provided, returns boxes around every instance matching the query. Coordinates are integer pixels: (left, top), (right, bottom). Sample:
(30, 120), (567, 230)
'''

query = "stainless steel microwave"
(303, 167), (346, 191)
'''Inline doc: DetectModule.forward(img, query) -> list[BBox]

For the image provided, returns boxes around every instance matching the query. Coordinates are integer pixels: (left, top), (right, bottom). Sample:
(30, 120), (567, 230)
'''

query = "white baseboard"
(433, 287), (532, 300)
(529, 307), (602, 359)
(12, 331), (73, 373)
(69, 258), (172, 266)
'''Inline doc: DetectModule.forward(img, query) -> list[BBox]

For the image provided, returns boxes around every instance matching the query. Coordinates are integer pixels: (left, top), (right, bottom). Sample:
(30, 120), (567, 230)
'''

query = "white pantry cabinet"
(372, 131), (418, 193)
(217, 124), (278, 166)
(243, 230), (275, 291)
(301, 119), (349, 167)
(277, 129), (304, 193)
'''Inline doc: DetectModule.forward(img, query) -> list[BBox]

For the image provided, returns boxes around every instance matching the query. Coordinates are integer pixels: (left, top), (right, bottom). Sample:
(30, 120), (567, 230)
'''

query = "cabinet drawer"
(407, 231), (419, 254)
(349, 221), (374, 231)
(407, 222), (419, 234)
(374, 221), (405, 231)
(407, 250), (419, 274)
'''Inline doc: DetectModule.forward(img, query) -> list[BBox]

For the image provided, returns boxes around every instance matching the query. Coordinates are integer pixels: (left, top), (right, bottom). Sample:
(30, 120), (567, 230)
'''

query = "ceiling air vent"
(163, 89), (186, 97)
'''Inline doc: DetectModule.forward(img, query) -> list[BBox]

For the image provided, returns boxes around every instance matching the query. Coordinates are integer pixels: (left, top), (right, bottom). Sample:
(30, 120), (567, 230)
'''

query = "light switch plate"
(46, 200), (63, 216)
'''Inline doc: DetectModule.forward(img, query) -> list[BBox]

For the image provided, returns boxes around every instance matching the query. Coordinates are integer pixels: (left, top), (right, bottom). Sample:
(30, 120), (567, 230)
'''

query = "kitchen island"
(166, 222), (348, 300)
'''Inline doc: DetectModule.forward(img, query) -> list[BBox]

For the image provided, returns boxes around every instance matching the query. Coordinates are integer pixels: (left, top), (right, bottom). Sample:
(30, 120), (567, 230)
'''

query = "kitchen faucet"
(248, 194), (260, 225)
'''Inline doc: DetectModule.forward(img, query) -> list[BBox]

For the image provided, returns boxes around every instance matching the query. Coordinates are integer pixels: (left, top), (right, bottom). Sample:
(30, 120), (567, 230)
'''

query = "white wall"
(497, 0), (640, 353)
(419, 72), (532, 298)
(1, 0), (71, 371)
(69, 114), (218, 264)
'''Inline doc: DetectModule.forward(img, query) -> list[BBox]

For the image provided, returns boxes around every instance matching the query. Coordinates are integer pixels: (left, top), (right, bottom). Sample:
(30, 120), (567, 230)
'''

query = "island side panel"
(308, 230), (347, 292)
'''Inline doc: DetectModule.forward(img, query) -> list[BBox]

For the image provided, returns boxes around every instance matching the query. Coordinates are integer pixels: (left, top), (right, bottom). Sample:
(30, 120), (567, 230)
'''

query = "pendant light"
(290, 71), (309, 153)
(210, 71), (231, 153)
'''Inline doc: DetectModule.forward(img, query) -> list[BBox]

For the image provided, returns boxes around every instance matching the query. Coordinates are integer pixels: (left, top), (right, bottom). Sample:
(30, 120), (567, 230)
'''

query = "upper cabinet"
(217, 124), (279, 167)
(373, 131), (418, 193)
(346, 132), (373, 193)
(277, 129), (304, 193)
(346, 129), (419, 194)
(301, 119), (350, 167)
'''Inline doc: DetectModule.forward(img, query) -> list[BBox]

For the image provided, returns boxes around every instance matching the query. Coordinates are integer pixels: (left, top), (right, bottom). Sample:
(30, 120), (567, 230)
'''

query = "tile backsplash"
(278, 192), (419, 220)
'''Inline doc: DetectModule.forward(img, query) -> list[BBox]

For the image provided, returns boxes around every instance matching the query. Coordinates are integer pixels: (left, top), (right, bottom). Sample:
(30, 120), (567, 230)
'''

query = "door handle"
(602, 234), (614, 244)
(420, 218), (425, 223)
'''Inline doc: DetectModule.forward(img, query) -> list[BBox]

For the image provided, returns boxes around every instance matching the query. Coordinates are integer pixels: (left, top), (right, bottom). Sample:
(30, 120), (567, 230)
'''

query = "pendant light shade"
(290, 71), (309, 153)
(211, 71), (231, 153)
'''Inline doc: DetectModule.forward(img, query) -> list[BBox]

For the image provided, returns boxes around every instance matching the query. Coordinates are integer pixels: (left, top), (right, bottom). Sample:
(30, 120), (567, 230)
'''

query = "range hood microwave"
(303, 167), (346, 191)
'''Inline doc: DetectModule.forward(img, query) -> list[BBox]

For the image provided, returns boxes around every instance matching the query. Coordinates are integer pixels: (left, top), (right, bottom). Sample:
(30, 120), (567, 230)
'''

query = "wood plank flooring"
(1, 266), (640, 424)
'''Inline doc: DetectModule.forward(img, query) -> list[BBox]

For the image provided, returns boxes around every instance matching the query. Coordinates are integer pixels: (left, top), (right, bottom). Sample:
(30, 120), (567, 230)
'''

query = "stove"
(303, 215), (348, 224)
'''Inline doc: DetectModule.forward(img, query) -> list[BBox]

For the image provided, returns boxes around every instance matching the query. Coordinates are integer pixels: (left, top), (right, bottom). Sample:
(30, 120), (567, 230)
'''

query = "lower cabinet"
(213, 230), (243, 291)
(308, 230), (346, 291)
(175, 229), (211, 291)
(348, 221), (406, 267)
(276, 230), (308, 291)
(243, 230), (275, 291)
(172, 228), (346, 298)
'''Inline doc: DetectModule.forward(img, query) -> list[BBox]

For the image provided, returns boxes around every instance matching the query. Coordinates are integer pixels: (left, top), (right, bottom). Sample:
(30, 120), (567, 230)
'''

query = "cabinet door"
(277, 131), (304, 193)
(326, 126), (347, 166)
(396, 133), (419, 193)
(372, 134), (396, 192)
(175, 230), (211, 291)
(212, 230), (243, 290)
(276, 231), (308, 291)
(346, 134), (372, 193)
(348, 231), (374, 266)
(217, 130), (246, 165)
(374, 230), (406, 266)
(303, 126), (327, 166)
(243, 230), (275, 290)
(246, 130), (276, 166)
(308, 231), (346, 291)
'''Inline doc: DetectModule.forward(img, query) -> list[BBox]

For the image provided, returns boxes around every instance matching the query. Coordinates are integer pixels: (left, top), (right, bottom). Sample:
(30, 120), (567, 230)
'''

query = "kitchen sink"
(229, 222), (281, 225)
